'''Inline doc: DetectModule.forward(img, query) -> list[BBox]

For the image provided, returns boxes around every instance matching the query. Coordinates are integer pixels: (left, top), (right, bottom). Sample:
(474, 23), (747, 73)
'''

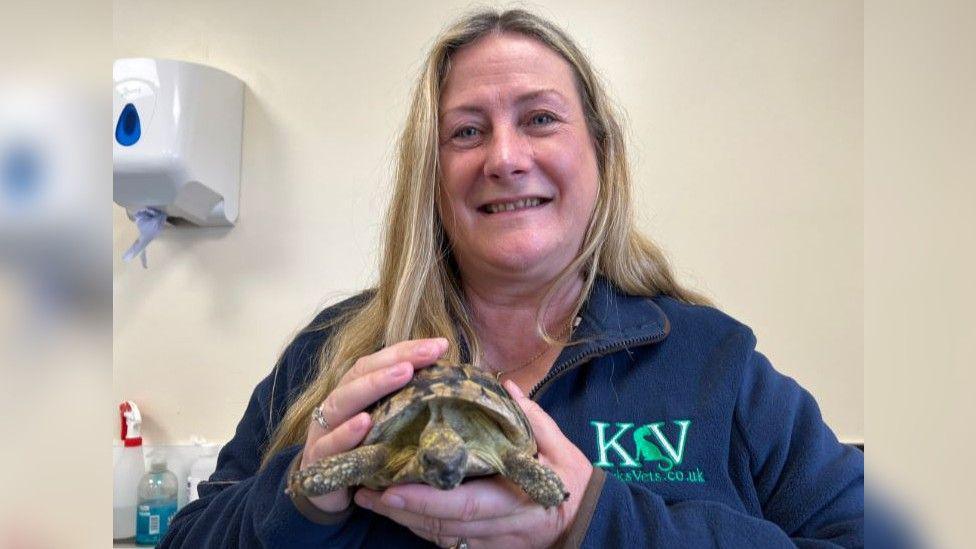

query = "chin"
(492, 252), (567, 278)
(437, 479), (462, 490)
(481, 242), (555, 270)
(424, 471), (463, 490)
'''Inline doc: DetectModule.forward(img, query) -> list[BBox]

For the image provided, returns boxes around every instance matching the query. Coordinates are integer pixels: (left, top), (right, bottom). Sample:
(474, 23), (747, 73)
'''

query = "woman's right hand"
(298, 337), (449, 513)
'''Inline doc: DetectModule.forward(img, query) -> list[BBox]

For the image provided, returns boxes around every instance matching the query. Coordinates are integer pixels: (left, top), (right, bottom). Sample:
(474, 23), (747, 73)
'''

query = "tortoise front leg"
(502, 450), (569, 509)
(286, 444), (388, 497)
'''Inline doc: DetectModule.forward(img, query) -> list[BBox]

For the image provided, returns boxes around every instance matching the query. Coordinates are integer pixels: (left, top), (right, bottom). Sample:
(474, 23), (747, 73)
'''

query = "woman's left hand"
(354, 380), (593, 548)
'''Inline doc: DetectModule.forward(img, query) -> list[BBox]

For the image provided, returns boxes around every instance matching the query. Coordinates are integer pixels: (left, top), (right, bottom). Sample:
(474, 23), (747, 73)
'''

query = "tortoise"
(286, 363), (569, 508)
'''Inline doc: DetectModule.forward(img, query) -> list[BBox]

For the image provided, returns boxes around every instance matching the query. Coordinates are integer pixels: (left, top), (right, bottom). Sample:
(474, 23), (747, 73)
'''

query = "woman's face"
(437, 32), (600, 284)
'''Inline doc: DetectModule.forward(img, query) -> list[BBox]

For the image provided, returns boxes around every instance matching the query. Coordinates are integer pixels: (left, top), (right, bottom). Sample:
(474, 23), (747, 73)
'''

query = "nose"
(483, 124), (531, 183)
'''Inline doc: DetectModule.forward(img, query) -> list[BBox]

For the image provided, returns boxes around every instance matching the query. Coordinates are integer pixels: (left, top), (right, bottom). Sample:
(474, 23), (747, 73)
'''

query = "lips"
(478, 197), (552, 214)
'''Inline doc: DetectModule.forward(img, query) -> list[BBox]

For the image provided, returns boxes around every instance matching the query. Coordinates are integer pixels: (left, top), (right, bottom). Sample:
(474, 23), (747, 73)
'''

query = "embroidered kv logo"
(590, 420), (692, 470)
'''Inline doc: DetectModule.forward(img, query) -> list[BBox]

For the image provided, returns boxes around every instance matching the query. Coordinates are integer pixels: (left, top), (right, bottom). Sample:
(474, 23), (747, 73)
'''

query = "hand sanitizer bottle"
(136, 455), (179, 546)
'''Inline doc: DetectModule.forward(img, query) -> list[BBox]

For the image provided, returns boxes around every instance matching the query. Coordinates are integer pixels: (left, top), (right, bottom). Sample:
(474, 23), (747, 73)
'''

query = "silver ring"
(452, 538), (469, 549)
(312, 404), (329, 430)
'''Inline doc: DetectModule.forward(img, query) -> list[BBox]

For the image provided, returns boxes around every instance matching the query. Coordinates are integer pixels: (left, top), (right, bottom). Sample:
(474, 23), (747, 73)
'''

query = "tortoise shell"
(362, 363), (536, 471)
(287, 362), (568, 506)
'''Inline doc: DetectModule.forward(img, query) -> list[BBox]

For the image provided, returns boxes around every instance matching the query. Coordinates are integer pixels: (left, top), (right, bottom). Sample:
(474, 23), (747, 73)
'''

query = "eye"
(453, 126), (480, 139)
(528, 112), (556, 126)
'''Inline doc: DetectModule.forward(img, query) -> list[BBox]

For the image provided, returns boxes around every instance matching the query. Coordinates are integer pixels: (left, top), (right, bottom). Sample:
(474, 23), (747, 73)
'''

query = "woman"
(162, 9), (863, 548)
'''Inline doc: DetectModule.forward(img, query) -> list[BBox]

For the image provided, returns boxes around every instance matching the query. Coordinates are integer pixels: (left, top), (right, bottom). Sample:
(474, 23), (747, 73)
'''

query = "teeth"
(486, 198), (542, 214)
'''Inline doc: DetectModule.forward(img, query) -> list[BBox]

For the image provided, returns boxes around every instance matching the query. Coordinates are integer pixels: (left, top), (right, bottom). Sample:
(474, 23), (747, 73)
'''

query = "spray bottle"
(114, 400), (145, 540)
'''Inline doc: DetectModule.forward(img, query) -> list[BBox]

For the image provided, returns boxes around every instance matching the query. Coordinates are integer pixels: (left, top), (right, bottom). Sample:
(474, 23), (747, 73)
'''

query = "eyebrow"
(441, 88), (570, 117)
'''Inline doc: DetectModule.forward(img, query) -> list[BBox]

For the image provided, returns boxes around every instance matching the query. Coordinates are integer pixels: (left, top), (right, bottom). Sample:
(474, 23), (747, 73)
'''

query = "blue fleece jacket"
(160, 277), (864, 547)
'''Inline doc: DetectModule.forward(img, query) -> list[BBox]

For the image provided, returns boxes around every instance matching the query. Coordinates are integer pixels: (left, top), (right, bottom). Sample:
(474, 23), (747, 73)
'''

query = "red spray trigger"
(119, 400), (143, 447)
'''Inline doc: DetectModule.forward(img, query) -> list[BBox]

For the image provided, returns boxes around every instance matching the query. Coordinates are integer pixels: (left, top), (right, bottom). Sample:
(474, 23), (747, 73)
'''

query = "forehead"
(440, 32), (582, 112)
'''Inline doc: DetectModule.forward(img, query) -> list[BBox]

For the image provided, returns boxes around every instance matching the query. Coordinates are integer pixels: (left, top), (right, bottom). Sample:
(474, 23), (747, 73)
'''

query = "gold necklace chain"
(484, 316), (581, 381)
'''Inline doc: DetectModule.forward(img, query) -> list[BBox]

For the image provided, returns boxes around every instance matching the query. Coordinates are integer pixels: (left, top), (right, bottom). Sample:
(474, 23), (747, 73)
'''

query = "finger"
(503, 380), (564, 451)
(302, 411), (372, 467)
(367, 501), (468, 539)
(407, 526), (457, 549)
(312, 361), (414, 436)
(314, 338), (450, 435)
(365, 496), (546, 540)
(356, 479), (523, 521)
(345, 337), (449, 381)
(505, 380), (526, 400)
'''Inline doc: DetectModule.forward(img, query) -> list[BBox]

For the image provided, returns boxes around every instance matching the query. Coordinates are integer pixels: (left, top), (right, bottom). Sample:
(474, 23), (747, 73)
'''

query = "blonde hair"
(262, 8), (712, 465)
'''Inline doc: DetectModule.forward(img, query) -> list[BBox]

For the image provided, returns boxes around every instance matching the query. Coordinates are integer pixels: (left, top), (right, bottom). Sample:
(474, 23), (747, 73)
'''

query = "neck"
(461, 272), (584, 375)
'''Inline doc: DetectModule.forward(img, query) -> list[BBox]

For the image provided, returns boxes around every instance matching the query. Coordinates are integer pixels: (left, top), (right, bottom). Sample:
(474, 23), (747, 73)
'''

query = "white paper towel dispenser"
(113, 58), (243, 226)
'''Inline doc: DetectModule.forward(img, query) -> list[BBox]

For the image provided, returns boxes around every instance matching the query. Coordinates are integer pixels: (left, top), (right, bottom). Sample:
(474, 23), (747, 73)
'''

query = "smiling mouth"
(478, 197), (552, 214)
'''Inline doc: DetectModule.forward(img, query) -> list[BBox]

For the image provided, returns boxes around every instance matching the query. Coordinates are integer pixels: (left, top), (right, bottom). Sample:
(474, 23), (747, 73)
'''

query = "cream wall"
(113, 1), (863, 444)
(865, 1), (976, 547)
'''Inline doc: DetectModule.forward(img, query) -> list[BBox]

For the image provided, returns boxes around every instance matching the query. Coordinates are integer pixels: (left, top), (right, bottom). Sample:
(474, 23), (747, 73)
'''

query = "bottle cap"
(149, 455), (168, 472)
(190, 436), (220, 456)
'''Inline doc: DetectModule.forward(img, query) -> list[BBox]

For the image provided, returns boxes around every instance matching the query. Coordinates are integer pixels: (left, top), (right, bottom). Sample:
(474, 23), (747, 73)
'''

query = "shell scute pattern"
(363, 363), (534, 453)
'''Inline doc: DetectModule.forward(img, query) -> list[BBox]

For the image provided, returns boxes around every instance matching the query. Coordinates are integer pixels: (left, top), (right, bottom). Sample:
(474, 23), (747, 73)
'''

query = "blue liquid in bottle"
(135, 457), (178, 546)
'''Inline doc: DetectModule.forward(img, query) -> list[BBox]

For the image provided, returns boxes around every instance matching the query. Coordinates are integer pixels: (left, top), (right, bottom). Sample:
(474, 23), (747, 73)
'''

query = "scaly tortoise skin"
(286, 363), (569, 508)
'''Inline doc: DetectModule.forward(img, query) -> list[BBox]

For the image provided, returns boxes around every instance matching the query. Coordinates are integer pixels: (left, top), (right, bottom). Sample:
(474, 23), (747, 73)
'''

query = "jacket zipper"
(529, 329), (669, 400)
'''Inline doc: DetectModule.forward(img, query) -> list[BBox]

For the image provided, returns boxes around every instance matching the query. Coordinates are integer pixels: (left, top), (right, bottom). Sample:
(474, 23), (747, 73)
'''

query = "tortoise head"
(417, 419), (468, 490)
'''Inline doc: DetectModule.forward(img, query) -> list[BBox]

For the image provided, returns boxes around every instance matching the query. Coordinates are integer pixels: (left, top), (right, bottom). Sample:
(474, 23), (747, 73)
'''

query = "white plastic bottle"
(113, 400), (145, 541)
(187, 443), (220, 503)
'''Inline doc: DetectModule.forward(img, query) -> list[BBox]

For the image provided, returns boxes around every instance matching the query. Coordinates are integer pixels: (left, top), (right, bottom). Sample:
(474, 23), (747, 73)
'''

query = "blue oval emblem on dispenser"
(116, 102), (141, 146)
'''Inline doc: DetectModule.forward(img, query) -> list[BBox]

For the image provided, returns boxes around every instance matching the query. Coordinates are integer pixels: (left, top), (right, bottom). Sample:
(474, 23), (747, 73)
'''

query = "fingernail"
(506, 380), (525, 398)
(383, 494), (405, 509)
(417, 343), (437, 356)
(389, 363), (409, 378)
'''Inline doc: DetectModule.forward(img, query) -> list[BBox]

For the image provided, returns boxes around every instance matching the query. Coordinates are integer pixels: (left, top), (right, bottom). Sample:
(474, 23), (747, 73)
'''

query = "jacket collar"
(575, 276), (670, 344)
(527, 276), (671, 397)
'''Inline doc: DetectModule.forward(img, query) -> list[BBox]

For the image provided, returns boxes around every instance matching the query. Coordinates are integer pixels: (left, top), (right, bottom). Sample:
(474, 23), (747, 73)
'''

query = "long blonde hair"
(262, 8), (712, 465)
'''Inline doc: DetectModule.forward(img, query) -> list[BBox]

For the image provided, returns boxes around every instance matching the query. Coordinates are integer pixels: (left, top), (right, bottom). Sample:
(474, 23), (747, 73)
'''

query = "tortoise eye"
(420, 453), (433, 467)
